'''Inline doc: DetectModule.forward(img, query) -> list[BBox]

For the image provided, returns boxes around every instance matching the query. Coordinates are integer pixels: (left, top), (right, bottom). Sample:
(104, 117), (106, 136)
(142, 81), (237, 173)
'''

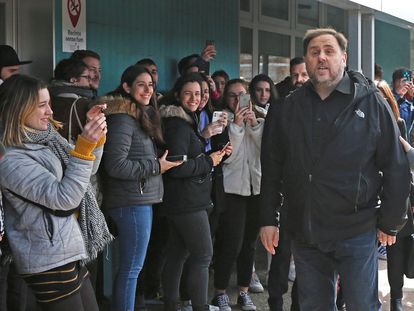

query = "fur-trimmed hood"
(99, 96), (139, 119)
(159, 104), (195, 125)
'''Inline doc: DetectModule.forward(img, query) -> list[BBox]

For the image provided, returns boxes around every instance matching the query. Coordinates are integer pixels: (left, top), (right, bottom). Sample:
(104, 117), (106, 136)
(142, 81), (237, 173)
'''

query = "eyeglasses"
(227, 92), (245, 99)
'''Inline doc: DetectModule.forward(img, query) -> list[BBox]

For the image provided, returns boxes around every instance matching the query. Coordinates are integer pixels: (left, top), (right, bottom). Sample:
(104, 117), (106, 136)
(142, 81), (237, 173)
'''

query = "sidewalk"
(144, 243), (414, 310)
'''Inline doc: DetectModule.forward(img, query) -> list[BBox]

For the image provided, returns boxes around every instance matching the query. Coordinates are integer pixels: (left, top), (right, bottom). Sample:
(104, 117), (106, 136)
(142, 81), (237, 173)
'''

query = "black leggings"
(162, 210), (213, 307)
(213, 193), (260, 289)
(39, 276), (98, 311)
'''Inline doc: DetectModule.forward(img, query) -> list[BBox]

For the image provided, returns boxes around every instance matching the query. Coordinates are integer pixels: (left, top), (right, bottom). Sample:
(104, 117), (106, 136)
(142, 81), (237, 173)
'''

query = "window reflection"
(261, 0), (289, 21)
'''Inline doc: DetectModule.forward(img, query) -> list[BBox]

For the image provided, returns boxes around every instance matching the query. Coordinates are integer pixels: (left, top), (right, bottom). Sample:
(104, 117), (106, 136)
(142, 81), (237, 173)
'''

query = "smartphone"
(403, 71), (412, 82)
(220, 142), (230, 153)
(239, 93), (250, 109)
(205, 39), (215, 47)
(212, 111), (223, 123)
(166, 155), (187, 162)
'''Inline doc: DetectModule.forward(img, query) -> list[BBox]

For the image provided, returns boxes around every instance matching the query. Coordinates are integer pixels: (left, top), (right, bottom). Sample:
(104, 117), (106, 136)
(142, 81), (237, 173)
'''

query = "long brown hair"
(375, 79), (400, 121)
(109, 65), (164, 144)
(0, 74), (60, 147)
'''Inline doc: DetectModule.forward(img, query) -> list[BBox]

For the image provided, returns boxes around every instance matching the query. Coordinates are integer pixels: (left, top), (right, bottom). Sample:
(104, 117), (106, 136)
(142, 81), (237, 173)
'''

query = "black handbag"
(405, 233), (414, 278)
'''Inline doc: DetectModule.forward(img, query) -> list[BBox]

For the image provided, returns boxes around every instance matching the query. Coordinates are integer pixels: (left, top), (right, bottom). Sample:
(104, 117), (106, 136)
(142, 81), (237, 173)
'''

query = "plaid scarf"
(23, 123), (113, 263)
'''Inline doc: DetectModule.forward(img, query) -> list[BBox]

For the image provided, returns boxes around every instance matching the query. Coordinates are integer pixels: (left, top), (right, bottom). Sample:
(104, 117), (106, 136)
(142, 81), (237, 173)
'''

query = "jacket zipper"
(43, 211), (54, 246)
(354, 172), (362, 212)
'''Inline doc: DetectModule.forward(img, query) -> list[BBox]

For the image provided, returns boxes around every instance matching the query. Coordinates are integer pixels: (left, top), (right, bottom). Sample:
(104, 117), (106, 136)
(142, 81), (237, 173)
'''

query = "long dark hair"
(159, 72), (203, 108)
(109, 65), (164, 144)
(248, 74), (278, 106)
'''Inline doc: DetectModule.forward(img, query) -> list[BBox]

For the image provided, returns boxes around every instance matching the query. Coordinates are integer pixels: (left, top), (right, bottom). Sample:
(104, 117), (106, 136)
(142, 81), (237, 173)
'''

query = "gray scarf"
(23, 123), (113, 263)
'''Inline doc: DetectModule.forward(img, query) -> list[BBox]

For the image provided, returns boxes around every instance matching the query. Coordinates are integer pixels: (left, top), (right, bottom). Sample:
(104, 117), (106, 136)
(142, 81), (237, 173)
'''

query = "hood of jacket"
(48, 80), (94, 99)
(347, 70), (378, 102)
(99, 96), (139, 119)
(159, 104), (195, 125)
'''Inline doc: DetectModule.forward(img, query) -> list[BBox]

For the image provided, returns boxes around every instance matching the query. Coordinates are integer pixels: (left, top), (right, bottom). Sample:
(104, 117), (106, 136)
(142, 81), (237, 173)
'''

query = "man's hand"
(260, 226), (279, 255)
(377, 230), (396, 246)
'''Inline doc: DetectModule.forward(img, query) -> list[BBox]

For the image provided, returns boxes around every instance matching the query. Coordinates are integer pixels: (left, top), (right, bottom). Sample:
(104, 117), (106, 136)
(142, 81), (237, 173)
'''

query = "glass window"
(411, 31), (414, 72)
(240, 27), (253, 81)
(259, 31), (290, 83)
(295, 37), (303, 57)
(326, 5), (346, 34)
(240, 0), (250, 12)
(261, 0), (289, 21)
(0, 3), (5, 44)
(297, 0), (319, 27)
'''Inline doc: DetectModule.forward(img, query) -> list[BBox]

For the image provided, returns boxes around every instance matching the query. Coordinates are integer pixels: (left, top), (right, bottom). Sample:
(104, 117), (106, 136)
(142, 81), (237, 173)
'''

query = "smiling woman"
(158, 73), (225, 311)
(0, 74), (111, 311)
(101, 65), (180, 311)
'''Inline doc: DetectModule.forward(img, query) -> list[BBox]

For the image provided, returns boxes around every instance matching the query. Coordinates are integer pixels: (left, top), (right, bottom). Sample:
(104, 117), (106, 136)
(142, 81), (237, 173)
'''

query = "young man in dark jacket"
(260, 27), (410, 311)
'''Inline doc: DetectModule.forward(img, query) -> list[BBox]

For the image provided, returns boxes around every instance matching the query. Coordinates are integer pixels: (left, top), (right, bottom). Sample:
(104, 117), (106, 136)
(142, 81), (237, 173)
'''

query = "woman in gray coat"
(102, 65), (180, 311)
(0, 74), (109, 311)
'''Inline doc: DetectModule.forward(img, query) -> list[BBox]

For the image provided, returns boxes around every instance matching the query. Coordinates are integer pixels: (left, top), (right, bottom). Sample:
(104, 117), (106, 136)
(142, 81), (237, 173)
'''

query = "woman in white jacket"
(211, 79), (264, 311)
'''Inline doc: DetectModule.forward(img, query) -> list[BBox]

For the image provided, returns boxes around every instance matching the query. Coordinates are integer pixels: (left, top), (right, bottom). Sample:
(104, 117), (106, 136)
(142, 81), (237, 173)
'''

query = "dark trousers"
(7, 264), (39, 311)
(386, 234), (412, 299)
(292, 229), (381, 311)
(162, 210), (213, 307)
(267, 212), (299, 311)
(137, 207), (169, 299)
(213, 193), (260, 289)
(39, 276), (98, 311)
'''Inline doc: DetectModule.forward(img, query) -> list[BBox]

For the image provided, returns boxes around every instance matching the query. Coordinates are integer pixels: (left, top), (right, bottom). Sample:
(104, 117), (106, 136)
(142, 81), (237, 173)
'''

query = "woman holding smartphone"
(159, 73), (227, 311)
(211, 79), (265, 311)
(101, 65), (180, 311)
(0, 74), (107, 311)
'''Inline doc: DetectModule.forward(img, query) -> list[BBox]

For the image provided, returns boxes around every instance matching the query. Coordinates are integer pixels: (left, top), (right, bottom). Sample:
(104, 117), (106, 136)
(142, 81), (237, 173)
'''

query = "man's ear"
(122, 82), (130, 94)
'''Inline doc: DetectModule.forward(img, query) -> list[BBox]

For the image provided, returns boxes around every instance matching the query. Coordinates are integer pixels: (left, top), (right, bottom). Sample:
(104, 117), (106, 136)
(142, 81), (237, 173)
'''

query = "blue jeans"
(291, 229), (381, 311)
(108, 205), (152, 311)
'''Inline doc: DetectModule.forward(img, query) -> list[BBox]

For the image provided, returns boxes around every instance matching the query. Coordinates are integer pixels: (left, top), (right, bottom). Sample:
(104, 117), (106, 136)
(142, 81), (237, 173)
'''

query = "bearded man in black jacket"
(260, 27), (410, 311)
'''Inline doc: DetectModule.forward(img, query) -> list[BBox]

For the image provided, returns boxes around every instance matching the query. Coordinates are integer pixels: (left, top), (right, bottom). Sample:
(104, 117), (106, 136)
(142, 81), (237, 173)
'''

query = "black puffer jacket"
(160, 104), (214, 215)
(260, 71), (411, 243)
(101, 97), (163, 209)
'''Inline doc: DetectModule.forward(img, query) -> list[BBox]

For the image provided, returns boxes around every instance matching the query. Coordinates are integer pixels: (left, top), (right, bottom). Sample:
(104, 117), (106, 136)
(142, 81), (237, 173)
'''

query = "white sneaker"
(249, 272), (264, 293)
(181, 300), (192, 311)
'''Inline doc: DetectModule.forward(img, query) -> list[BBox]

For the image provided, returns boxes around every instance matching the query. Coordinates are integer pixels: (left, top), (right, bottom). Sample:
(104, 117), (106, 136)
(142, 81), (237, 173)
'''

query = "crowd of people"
(0, 26), (413, 311)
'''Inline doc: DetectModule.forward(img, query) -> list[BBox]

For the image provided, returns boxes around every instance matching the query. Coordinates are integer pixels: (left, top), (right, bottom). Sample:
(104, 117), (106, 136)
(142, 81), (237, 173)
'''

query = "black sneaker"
(211, 293), (232, 311)
(237, 292), (256, 311)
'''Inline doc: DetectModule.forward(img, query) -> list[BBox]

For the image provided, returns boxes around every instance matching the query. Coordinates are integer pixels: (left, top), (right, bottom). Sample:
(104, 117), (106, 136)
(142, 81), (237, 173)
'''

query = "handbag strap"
(5, 189), (78, 217)
(68, 97), (83, 144)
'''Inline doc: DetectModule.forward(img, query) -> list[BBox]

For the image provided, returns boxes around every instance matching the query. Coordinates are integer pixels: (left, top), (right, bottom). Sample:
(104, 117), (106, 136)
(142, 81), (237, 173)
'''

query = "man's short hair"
(54, 58), (88, 82)
(392, 67), (411, 84)
(290, 57), (304, 68)
(303, 28), (348, 55)
(71, 49), (100, 61)
(136, 58), (156, 67)
(177, 54), (198, 76)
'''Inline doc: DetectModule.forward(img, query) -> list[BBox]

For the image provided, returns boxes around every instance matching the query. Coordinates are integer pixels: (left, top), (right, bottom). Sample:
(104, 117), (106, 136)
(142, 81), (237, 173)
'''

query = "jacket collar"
(159, 104), (195, 125)
(99, 96), (140, 119)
